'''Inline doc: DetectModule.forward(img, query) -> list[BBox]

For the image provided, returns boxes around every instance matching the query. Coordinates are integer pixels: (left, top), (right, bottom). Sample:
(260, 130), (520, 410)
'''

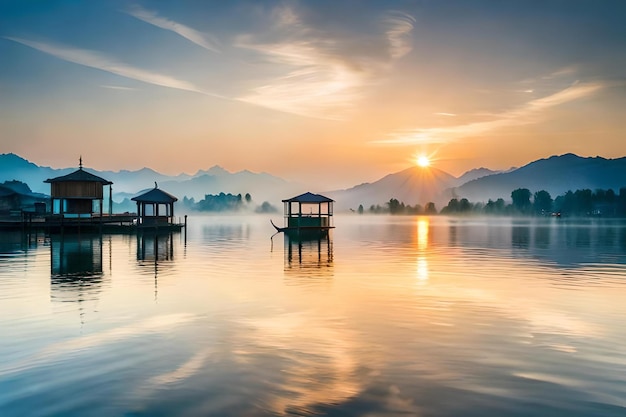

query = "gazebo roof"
(282, 192), (334, 203)
(131, 187), (178, 203)
(45, 168), (113, 185)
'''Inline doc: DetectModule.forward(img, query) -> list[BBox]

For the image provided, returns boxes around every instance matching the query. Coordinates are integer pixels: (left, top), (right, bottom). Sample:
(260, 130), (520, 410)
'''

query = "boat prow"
(270, 219), (285, 233)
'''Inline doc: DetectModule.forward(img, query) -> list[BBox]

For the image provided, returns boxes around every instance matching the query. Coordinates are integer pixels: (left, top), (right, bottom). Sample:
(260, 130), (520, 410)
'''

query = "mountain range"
(1, 152), (625, 212)
(326, 153), (626, 210)
(0, 153), (301, 206)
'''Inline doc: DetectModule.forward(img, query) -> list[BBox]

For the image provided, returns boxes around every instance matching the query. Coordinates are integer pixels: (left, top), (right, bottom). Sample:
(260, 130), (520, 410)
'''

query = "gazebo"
(131, 184), (178, 227)
(44, 158), (112, 219)
(281, 192), (334, 230)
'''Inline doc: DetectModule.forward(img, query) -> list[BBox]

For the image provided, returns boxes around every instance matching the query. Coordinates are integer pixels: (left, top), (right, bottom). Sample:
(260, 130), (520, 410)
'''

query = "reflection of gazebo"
(131, 184), (178, 227)
(285, 234), (333, 273)
(45, 158), (112, 218)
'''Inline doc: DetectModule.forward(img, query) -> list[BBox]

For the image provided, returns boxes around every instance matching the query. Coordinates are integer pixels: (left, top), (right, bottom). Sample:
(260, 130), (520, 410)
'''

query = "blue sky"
(1, 0), (625, 187)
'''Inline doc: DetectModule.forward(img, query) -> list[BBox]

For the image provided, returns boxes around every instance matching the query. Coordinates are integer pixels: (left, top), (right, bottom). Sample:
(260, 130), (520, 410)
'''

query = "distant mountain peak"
(194, 165), (230, 177)
(456, 153), (626, 203)
(1, 152), (36, 166)
(326, 164), (457, 210)
(455, 167), (499, 186)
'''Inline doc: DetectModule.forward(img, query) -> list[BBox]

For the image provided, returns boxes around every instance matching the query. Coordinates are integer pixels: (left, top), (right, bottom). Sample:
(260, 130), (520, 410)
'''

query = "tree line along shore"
(358, 187), (626, 217)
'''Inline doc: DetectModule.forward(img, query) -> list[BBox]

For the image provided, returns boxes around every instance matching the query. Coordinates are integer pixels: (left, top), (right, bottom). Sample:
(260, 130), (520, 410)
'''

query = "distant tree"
(459, 198), (471, 213)
(407, 204), (423, 215)
(483, 199), (496, 214)
(357, 204), (364, 214)
(424, 202), (437, 214)
(511, 188), (532, 214)
(255, 201), (278, 213)
(554, 190), (574, 215)
(591, 188), (619, 216)
(605, 189), (616, 204)
(495, 198), (505, 213)
(388, 198), (402, 214)
(194, 192), (244, 212)
(619, 188), (626, 215)
(533, 190), (553, 215)
(446, 198), (460, 213)
(245, 193), (252, 203)
(573, 189), (593, 215)
(182, 196), (195, 208)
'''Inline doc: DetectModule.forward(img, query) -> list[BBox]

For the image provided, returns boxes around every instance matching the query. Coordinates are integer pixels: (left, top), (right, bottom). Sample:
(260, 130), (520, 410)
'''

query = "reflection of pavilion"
(137, 232), (177, 300)
(284, 234), (333, 277)
(137, 232), (175, 262)
(50, 233), (104, 306)
(0, 230), (45, 254)
(51, 233), (103, 277)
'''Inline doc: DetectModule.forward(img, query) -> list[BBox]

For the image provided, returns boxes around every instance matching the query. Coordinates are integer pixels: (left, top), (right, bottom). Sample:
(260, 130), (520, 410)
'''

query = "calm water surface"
(1, 215), (625, 416)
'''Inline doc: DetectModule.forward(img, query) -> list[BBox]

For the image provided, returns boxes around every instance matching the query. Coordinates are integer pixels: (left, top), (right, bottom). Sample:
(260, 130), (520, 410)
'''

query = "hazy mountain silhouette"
(193, 165), (230, 177)
(454, 154), (626, 202)
(326, 166), (458, 210)
(4, 152), (626, 212)
(454, 167), (500, 186)
(325, 154), (626, 211)
(0, 153), (73, 194)
(0, 179), (49, 211)
(0, 153), (301, 205)
(158, 170), (298, 202)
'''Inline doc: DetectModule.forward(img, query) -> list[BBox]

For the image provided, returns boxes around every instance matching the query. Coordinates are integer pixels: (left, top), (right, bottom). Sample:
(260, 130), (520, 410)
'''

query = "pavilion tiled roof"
(282, 192), (334, 203)
(44, 168), (113, 185)
(131, 187), (178, 203)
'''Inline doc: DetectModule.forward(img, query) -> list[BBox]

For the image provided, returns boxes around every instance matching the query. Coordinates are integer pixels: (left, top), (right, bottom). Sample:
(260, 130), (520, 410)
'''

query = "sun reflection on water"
(416, 217), (429, 283)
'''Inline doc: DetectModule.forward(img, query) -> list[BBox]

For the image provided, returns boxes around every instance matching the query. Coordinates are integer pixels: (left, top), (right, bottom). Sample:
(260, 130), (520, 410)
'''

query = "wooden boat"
(271, 219), (334, 234)
(272, 192), (335, 238)
(270, 219), (286, 233)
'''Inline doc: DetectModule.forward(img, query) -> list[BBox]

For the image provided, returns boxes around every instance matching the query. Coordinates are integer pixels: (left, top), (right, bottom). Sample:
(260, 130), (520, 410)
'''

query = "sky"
(1, 0), (625, 189)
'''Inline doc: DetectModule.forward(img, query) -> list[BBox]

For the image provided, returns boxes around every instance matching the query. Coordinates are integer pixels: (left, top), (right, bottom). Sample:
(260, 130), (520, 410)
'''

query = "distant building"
(131, 184), (178, 227)
(44, 158), (112, 218)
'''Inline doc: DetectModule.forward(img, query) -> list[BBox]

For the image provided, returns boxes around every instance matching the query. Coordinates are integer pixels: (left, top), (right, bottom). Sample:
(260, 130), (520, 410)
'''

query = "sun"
(416, 155), (430, 167)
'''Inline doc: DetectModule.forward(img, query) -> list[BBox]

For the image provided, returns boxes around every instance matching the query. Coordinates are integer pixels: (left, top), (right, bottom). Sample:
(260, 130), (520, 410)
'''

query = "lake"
(1, 215), (625, 416)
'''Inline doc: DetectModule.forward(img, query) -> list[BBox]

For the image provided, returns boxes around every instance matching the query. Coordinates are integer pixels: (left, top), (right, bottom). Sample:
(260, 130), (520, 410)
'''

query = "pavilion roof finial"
(155, 181), (158, 189)
(79, 155), (83, 170)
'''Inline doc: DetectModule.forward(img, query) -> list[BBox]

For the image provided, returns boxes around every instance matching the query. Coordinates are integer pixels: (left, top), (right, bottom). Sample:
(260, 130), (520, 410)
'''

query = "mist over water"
(1, 215), (625, 416)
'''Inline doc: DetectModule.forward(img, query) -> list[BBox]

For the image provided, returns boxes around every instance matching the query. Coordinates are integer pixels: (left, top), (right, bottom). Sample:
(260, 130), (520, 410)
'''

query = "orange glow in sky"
(1, 2), (625, 189)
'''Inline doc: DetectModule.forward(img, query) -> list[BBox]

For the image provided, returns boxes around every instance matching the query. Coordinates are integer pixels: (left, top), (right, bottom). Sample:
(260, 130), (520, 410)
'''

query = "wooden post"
(184, 214), (188, 246)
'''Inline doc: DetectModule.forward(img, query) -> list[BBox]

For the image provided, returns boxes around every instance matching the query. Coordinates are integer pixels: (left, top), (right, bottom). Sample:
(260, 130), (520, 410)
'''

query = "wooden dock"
(0, 213), (185, 233)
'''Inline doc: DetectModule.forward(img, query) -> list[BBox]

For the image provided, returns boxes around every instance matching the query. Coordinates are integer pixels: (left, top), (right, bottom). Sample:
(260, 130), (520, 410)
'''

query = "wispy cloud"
(5, 36), (225, 98)
(0, 314), (197, 377)
(235, 6), (414, 120)
(125, 5), (220, 53)
(100, 84), (136, 91)
(435, 112), (457, 117)
(376, 82), (604, 145)
(148, 348), (214, 386)
(383, 11), (415, 59)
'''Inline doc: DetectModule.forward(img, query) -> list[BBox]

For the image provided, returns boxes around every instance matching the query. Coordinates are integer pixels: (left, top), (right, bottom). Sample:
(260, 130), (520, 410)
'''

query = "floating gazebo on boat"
(273, 192), (334, 237)
(131, 183), (179, 228)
